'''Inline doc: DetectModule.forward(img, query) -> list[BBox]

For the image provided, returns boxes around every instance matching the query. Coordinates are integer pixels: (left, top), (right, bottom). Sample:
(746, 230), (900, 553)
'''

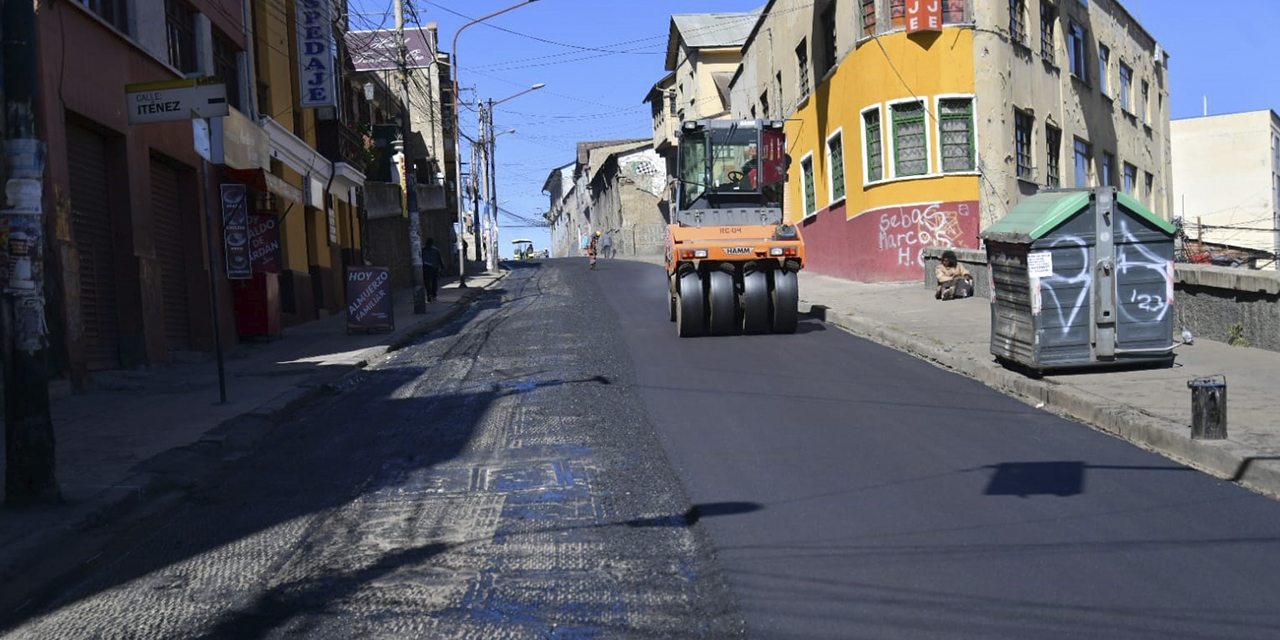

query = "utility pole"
(2, 0), (58, 504)
(395, 0), (426, 313)
(478, 103), (489, 265)
(486, 97), (498, 272)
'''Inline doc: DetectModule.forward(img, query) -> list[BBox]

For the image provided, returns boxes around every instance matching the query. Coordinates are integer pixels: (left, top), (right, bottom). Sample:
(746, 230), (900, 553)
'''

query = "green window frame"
(827, 131), (846, 202)
(939, 98), (975, 173)
(801, 155), (817, 217)
(864, 108), (883, 182)
(892, 100), (928, 177)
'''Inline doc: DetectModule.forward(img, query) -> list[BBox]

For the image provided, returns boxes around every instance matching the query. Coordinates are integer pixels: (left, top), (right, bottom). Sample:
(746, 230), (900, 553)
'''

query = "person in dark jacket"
(421, 237), (444, 301)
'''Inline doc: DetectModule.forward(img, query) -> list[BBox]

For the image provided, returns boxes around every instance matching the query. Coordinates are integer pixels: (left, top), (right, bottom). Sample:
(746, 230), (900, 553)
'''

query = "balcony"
(317, 120), (369, 175)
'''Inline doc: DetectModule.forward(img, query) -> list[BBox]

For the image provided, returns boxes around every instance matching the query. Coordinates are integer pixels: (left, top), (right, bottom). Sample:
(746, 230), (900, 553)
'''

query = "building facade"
(726, 0), (1170, 282)
(1172, 110), (1280, 264)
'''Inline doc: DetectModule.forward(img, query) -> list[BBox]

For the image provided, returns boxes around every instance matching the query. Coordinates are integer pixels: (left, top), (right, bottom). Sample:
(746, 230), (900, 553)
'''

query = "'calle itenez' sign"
(124, 77), (229, 125)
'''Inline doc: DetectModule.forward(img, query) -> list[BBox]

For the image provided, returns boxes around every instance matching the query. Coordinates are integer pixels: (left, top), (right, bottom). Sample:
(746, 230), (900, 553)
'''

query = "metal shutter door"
(66, 122), (121, 371)
(149, 158), (192, 351)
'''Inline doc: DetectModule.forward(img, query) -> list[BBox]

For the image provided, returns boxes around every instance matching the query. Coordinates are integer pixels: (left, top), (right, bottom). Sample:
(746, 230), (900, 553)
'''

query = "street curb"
(804, 302), (1280, 500)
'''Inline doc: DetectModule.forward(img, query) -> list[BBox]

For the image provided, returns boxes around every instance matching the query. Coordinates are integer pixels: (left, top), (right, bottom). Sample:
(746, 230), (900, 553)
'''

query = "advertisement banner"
(346, 266), (393, 333)
(221, 184), (252, 279)
(1, 212), (43, 294)
(345, 28), (435, 72)
(248, 213), (281, 273)
(296, 0), (336, 107)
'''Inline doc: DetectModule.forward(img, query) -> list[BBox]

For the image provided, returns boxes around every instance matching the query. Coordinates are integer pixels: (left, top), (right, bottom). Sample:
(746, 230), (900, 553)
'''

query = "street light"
(485, 83), (544, 271)
(451, 0), (541, 287)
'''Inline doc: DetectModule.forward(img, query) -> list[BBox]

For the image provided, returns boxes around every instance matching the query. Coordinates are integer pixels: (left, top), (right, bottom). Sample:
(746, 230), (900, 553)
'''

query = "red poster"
(248, 213), (281, 274)
(906, 0), (942, 34)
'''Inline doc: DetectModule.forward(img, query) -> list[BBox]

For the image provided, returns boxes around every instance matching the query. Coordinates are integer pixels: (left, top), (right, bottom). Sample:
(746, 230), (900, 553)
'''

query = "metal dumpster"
(981, 187), (1176, 372)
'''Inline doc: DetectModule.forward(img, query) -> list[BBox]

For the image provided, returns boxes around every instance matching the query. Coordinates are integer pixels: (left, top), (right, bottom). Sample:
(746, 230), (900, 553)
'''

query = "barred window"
(1046, 124), (1062, 187)
(80, 0), (128, 33)
(892, 101), (928, 177)
(1040, 1), (1056, 64)
(864, 108), (883, 182)
(213, 33), (243, 112)
(796, 39), (810, 98)
(862, 0), (876, 35)
(1015, 110), (1033, 179)
(939, 98), (974, 172)
(1009, 0), (1026, 44)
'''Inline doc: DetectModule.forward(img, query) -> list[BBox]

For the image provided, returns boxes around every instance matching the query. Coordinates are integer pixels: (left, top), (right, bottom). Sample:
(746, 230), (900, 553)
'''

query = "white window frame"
(933, 94), (979, 175)
(886, 97), (934, 181)
(825, 127), (847, 206)
(861, 103), (885, 186)
(799, 151), (817, 219)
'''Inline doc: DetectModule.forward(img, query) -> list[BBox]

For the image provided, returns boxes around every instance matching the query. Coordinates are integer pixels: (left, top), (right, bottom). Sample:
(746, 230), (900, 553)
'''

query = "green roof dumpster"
(980, 187), (1177, 372)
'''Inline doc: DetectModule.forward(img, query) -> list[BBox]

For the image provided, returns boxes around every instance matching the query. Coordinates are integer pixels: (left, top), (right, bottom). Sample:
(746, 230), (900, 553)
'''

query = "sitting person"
(935, 250), (974, 300)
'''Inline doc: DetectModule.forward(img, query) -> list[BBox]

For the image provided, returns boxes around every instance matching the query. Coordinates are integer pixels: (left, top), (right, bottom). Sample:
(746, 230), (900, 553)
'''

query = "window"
(1097, 44), (1110, 96)
(1046, 124), (1062, 187)
(819, 2), (837, 78)
(759, 91), (769, 119)
(1101, 151), (1115, 186)
(668, 91), (677, 117)
(1274, 174), (1280, 211)
(864, 107), (883, 182)
(890, 0), (906, 29)
(939, 98), (975, 172)
(827, 131), (846, 202)
(1074, 138), (1090, 186)
(213, 33), (243, 113)
(1040, 1), (1056, 63)
(892, 100), (928, 177)
(801, 154), (817, 217)
(861, 0), (877, 36)
(166, 0), (198, 74)
(943, 0), (966, 23)
(1119, 63), (1133, 112)
(1123, 162), (1137, 194)
(1015, 110), (1033, 179)
(796, 39), (810, 98)
(1009, 0), (1026, 45)
(1068, 21), (1088, 81)
(79, 0), (128, 32)
(1273, 133), (1279, 171)
(1146, 171), (1155, 206)
(1141, 80), (1149, 124)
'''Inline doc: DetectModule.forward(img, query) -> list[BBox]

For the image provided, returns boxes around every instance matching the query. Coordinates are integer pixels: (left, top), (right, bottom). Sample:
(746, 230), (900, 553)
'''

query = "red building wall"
(800, 200), (981, 282)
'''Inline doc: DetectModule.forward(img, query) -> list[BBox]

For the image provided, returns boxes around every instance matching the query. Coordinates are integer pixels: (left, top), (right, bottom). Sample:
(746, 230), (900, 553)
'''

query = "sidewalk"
(795, 270), (1280, 499)
(0, 264), (507, 605)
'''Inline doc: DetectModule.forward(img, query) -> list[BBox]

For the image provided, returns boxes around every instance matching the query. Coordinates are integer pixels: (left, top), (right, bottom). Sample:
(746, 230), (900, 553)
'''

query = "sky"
(348, 0), (1280, 257)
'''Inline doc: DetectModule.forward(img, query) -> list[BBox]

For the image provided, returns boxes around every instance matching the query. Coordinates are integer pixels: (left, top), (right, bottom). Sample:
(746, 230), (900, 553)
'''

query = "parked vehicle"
(666, 119), (805, 336)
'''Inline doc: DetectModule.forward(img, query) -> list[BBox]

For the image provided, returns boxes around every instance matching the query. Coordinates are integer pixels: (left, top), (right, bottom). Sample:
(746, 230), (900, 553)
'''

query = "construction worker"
(588, 230), (601, 270)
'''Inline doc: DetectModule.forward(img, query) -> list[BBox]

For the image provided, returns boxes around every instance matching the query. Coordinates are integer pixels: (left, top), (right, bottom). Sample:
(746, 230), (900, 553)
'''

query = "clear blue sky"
(349, 0), (1279, 257)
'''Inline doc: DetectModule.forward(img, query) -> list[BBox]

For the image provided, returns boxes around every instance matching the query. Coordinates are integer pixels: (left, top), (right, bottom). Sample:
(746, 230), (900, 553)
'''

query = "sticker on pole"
(1027, 251), (1054, 278)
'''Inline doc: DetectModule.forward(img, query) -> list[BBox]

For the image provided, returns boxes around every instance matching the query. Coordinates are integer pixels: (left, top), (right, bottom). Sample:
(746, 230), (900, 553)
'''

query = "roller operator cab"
(666, 119), (805, 337)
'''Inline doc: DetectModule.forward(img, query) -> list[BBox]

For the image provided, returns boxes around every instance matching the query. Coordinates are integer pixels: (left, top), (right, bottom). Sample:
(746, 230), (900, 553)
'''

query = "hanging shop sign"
(296, 0), (336, 108)
(248, 213), (281, 274)
(345, 28), (435, 72)
(905, 0), (942, 34)
(221, 184), (252, 279)
(346, 266), (393, 333)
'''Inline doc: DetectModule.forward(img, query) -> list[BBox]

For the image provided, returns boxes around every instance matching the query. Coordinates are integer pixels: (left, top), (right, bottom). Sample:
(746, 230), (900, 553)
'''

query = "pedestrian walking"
(421, 237), (444, 301)
(588, 231), (600, 270)
(601, 230), (613, 259)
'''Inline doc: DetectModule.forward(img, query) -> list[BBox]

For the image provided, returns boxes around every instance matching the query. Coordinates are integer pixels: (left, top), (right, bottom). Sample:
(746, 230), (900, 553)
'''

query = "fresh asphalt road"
(5, 257), (1280, 639)
(595, 256), (1280, 640)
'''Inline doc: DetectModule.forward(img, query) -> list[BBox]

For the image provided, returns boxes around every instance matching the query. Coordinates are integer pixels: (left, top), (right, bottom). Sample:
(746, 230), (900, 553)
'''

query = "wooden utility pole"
(395, 0), (427, 313)
(2, 0), (59, 505)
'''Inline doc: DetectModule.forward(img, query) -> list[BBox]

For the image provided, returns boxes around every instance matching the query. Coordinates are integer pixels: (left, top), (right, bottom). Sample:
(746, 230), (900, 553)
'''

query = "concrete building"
(727, 0), (1170, 282)
(542, 163), (577, 258)
(584, 143), (669, 258)
(1172, 110), (1280, 265)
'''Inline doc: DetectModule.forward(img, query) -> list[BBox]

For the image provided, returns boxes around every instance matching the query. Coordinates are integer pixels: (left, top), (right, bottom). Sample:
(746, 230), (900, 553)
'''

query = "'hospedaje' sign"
(296, 0), (336, 107)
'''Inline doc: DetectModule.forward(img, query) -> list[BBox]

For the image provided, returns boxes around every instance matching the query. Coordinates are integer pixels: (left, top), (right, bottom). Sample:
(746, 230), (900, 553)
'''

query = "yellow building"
(731, 0), (1169, 282)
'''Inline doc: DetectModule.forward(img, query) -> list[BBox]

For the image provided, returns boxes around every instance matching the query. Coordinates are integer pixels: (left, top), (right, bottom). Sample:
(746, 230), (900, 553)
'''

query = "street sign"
(125, 77), (229, 124)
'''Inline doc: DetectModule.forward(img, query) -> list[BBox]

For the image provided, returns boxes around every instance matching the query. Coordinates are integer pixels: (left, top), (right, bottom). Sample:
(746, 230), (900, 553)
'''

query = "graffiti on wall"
(621, 151), (666, 198)
(867, 200), (977, 268)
